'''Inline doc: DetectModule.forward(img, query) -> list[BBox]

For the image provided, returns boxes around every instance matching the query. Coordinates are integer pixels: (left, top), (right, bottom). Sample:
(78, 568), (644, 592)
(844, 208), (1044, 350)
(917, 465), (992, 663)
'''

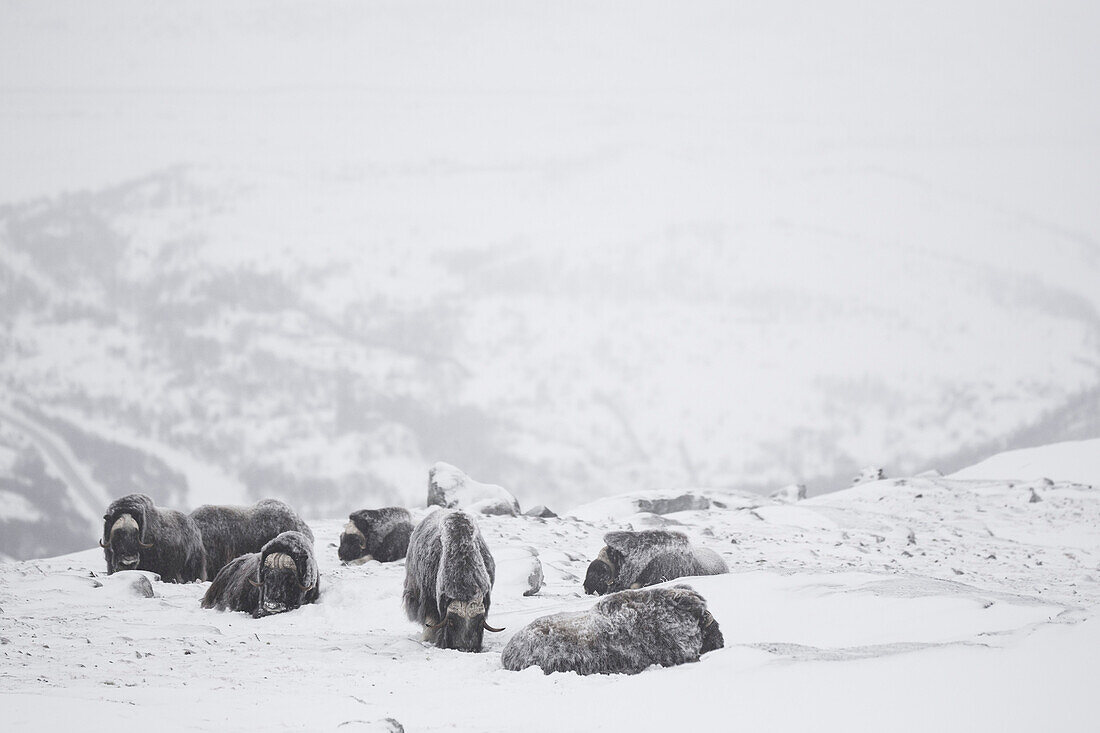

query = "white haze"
(1, 1), (1099, 557)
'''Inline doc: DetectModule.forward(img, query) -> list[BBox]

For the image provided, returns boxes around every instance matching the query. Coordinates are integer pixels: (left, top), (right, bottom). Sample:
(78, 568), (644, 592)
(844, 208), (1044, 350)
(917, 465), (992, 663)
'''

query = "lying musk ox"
(402, 509), (504, 652)
(339, 507), (413, 564)
(190, 499), (314, 577)
(200, 530), (320, 618)
(502, 584), (724, 675)
(583, 529), (728, 595)
(100, 493), (206, 582)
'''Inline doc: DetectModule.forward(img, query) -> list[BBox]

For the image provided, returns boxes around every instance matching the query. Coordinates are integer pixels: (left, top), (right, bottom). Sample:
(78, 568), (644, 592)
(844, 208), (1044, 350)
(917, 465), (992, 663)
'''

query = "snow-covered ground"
(2, 441), (1097, 731)
(951, 437), (1100, 488)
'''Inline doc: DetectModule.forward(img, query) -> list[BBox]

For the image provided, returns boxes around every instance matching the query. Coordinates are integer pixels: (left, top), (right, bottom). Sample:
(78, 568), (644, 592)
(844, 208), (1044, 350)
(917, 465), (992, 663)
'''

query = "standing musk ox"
(402, 509), (504, 652)
(100, 493), (207, 582)
(583, 530), (728, 595)
(339, 507), (413, 564)
(200, 531), (320, 618)
(502, 584), (724, 675)
(190, 499), (313, 577)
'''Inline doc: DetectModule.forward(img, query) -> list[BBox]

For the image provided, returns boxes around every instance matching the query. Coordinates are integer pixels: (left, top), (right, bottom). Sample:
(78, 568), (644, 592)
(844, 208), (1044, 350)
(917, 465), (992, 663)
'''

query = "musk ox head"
(250, 551), (314, 618)
(583, 546), (619, 595)
(338, 520), (369, 564)
(700, 608), (724, 654)
(427, 596), (503, 652)
(249, 531), (318, 618)
(100, 511), (152, 574)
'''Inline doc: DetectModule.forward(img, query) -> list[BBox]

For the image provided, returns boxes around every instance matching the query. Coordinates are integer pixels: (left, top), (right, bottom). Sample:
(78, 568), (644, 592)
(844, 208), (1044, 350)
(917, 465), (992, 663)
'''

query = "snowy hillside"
(2, 441), (1098, 731)
(2, 0), (1099, 560)
(951, 438), (1100, 487)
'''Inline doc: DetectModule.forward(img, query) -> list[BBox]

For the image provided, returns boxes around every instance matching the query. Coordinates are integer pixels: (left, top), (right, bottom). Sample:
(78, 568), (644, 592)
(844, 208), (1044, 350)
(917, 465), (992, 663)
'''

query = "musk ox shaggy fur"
(190, 499), (314, 577)
(100, 493), (206, 582)
(402, 509), (503, 652)
(339, 507), (413, 564)
(502, 584), (724, 675)
(583, 530), (729, 595)
(200, 530), (320, 618)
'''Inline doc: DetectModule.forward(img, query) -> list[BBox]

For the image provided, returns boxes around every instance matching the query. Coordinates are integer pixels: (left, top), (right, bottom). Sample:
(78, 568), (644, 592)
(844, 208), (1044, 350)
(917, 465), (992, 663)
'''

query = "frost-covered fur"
(100, 493), (206, 582)
(402, 509), (500, 651)
(501, 584), (724, 675)
(339, 507), (413, 563)
(190, 499), (314, 577)
(584, 530), (729, 595)
(200, 530), (320, 618)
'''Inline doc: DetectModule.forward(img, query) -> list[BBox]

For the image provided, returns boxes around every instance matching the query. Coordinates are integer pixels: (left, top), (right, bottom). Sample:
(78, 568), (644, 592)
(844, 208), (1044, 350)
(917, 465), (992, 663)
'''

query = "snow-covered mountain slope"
(2, 1), (1099, 558)
(2, 443), (1097, 731)
(0, 396), (222, 559)
(951, 438), (1100, 487)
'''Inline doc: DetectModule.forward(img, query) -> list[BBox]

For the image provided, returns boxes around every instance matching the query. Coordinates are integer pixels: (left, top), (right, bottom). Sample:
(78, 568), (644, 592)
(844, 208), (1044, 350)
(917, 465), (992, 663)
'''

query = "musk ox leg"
(184, 553), (206, 583)
(420, 611), (442, 643)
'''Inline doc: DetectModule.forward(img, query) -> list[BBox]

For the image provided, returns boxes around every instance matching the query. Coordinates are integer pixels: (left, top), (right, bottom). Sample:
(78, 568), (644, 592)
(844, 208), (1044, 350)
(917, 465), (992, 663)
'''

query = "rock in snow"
(635, 493), (711, 515)
(427, 462), (521, 516)
(494, 545), (545, 597)
(770, 484), (807, 503)
(98, 570), (158, 599)
(852, 466), (886, 485)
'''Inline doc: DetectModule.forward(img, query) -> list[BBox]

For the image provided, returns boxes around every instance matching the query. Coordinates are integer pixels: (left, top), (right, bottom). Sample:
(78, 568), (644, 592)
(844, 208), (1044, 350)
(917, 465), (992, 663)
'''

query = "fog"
(1, 0), (1098, 559)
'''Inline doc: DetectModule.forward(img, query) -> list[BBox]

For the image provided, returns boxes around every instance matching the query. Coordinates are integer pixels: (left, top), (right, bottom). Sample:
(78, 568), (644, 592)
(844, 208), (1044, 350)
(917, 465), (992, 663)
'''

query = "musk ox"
(200, 530), (320, 618)
(190, 499), (313, 577)
(583, 530), (728, 595)
(502, 584), (724, 675)
(402, 509), (504, 652)
(338, 507), (413, 564)
(100, 493), (206, 582)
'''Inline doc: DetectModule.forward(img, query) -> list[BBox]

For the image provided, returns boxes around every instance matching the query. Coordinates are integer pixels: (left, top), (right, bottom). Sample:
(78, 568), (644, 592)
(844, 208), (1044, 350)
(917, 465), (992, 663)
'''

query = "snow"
(42, 406), (249, 509)
(428, 462), (520, 514)
(0, 399), (110, 532)
(950, 438), (1100, 487)
(567, 488), (760, 523)
(2, 442), (1098, 731)
(0, 489), (42, 522)
(769, 483), (807, 503)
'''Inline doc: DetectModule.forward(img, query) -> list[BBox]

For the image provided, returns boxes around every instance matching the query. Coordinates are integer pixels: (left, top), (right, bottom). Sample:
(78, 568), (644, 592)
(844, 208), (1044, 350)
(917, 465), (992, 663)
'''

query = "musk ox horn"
(344, 522), (368, 549)
(264, 552), (296, 570)
(248, 576), (262, 587)
(482, 620), (505, 633)
(426, 616), (446, 629)
(99, 538), (109, 548)
(298, 580), (315, 592)
(138, 539), (154, 549)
